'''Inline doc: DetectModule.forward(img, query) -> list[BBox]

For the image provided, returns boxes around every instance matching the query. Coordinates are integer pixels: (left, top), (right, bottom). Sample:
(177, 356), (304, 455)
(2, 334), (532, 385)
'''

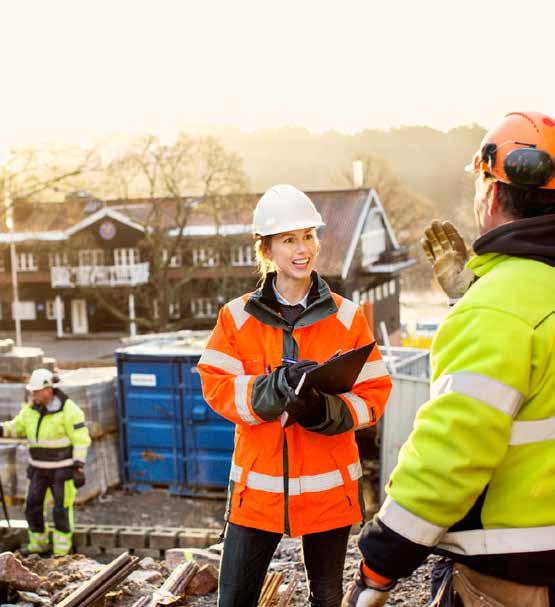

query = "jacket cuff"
(358, 516), (433, 580)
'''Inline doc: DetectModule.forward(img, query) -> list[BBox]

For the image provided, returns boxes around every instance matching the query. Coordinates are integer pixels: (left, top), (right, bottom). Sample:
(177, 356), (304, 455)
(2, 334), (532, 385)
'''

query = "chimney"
(352, 160), (364, 188)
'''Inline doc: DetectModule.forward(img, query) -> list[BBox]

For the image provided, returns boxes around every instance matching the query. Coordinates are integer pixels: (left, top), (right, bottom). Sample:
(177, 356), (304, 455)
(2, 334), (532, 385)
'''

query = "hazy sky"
(2, 0), (553, 146)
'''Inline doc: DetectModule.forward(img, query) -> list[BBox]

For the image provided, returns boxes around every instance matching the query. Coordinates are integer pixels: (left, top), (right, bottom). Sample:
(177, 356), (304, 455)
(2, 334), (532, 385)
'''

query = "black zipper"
(35, 410), (46, 442)
(283, 433), (290, 536)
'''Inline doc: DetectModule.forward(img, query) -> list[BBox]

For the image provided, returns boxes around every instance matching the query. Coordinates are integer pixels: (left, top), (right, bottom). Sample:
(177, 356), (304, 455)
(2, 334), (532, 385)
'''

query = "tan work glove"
(420, 220), (474, 302)
(342, 563), (393, 607)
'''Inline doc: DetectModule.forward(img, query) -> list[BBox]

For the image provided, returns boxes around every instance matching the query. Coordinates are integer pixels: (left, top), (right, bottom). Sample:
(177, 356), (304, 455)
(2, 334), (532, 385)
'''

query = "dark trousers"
(25, 467), (72, 533)
(218, 522), (351, 607)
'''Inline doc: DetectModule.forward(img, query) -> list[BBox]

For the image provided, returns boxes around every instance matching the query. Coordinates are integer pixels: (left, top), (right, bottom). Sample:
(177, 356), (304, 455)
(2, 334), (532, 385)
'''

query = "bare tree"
(85, 133), (250, 332)
(0, 145), (98, 224)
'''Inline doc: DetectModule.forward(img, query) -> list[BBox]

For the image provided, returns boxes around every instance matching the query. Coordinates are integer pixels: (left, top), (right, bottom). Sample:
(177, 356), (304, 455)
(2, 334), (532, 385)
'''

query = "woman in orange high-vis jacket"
(198, 185), (392, 607)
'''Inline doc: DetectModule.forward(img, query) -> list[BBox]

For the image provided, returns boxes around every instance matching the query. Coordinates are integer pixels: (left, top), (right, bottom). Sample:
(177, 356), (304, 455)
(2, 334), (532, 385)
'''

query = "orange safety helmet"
(466, 111), (555, 189)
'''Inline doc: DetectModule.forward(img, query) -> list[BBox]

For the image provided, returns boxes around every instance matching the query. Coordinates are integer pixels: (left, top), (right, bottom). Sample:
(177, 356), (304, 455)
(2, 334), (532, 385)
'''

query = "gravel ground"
(187, 536), (434, 606)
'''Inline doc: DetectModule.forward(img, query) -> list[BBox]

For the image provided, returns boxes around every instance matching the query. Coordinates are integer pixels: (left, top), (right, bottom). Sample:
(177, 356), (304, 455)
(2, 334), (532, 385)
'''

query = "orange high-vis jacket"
(198, 273), (392, 536)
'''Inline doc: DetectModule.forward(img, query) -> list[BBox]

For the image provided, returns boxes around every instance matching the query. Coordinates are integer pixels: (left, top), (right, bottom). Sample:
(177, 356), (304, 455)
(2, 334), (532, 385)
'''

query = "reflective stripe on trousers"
(230, 461), (362, 495)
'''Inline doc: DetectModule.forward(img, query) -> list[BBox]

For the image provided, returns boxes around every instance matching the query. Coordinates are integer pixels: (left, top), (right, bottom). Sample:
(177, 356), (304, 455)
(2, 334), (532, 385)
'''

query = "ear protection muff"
(503, 147), (553, 187)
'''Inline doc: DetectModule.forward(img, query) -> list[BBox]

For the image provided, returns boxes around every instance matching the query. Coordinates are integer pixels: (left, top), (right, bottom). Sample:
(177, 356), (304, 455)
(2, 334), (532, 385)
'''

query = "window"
(191, 298), (218, 318)
(78, 249), (104, 267)
(48, 252), (69, 267)
(12, 301), (36, 320)
(389, 279), (396, 294)
(46, 300), (65, 320)
(16, 252), (37, 271)
(231, 244), (255, 266)
(192, 247), (219, 267)
(352, 290), (360, 305)
(383, 282), (389, 297)
(162, 249), (182, 267)
(368, 289), (375, 303)
(169, 302), (180, 319)
(114, 248), (140, 266)
(375, 285), (382, 301)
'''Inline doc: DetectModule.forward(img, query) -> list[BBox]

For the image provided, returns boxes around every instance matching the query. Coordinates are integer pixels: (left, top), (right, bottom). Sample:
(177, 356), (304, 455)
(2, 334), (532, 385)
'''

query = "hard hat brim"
(254, 219), (326, 237)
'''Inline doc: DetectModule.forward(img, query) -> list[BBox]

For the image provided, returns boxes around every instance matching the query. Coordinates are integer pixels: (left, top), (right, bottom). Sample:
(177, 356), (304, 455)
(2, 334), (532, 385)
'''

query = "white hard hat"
(26, 368), (55, 392)
(253, 184), (325, 236)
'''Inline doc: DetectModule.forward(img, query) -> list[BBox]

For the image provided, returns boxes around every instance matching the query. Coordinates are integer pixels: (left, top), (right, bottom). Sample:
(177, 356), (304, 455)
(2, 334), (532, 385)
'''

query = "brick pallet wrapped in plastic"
(0, 443), (17, 501)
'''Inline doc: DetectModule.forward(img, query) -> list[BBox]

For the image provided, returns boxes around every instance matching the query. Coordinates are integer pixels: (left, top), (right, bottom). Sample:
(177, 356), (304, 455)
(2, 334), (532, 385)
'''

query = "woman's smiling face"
(266, 227), (319, 280)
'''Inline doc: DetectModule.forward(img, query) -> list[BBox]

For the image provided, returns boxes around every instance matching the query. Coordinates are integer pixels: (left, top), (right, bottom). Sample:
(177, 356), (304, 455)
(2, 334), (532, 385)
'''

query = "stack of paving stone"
(58, 367), (119, 439)
(0, 443), (17, 502)
(0, 339), (47, 381)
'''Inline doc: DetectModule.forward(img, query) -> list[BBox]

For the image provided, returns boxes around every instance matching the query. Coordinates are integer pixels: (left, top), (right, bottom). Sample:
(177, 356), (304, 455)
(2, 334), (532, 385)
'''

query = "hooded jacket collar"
(472, 214), (555, 268)
(245, 271), (338, 329)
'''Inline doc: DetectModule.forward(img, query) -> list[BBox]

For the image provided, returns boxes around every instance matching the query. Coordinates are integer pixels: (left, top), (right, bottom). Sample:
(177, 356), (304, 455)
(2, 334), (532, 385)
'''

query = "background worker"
(0, 368), (91, 556)
(199, 184), (392, 607)
(343, 111), (555, 607)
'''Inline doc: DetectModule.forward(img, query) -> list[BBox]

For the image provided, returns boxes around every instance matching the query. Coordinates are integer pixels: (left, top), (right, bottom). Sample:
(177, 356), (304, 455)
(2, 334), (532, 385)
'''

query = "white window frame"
(169, 301), (181, 319)
(12, 301), (36, 320)
(231, 244), (255, 266)
(78, 249), (105, 267)
(48, 251), (69, 268)
(114, 248), (140, 267)
(192, 247), (219, 267)
(46, 300), (65, 320)
(191, 297), (219, 319)
(162, 249), (182, 268)
(16, 252), (38, 272)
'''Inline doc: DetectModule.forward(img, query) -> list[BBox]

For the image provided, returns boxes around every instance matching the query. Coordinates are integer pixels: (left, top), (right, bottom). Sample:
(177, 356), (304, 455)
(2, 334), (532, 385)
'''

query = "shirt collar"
(272, 278), (310, 308)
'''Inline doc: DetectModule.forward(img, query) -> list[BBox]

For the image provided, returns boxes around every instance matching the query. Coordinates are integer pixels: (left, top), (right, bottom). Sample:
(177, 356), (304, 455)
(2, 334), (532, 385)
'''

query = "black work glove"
(284, 386), (326, 428)
(73, 462), (86, 488)
(284, 359), (318, 392)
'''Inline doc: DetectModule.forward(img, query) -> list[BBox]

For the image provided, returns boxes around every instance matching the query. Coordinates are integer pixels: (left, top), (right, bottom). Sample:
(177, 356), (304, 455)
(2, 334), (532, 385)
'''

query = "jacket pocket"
(330, 443), (361, 507)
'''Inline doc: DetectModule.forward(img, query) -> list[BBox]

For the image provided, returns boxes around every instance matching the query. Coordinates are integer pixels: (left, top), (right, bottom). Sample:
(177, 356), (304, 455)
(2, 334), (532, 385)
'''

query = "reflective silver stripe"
(73, 446), (88, 461)
(378, 496), (446, 547)
(227, 297), (250, 331)
(354, 360), (389, 385)
(230, 460), (362, 494)
(438, 525), (555, 555)
(199, 349), (244, 375)
(342, 391), (369, 428)
(28, 458), (74, 469)
(2, 422), (17, 438)
(234, 375), (260, 425)
(509, 416), (555, 445)
(336, 298), (358, 331)
(28, 438), (72, 448)
(431, 372), (523, 417)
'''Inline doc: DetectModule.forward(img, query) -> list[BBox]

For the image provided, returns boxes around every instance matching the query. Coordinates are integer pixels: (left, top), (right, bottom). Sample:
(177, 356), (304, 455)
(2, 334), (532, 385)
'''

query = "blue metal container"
(116, 334), (235, 496)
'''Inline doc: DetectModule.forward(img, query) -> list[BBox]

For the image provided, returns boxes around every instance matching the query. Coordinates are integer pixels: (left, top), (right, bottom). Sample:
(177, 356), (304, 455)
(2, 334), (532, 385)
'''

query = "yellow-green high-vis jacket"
(359, 246), (555, 586)
(2, 388), (91, 468)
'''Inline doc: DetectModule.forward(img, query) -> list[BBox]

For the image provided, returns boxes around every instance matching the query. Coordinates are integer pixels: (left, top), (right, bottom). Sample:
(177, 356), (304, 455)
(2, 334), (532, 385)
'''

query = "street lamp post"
(4, 190), (21, 346)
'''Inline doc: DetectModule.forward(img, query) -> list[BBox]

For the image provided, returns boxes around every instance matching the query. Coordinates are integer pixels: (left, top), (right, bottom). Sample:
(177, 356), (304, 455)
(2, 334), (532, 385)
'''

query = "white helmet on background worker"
(26, 368), (57, 392)
(253, 184), (325, 236)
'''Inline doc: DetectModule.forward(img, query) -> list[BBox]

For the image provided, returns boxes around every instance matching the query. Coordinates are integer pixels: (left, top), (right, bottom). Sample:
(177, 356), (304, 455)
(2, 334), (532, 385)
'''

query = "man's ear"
(487, 181), (500, 217)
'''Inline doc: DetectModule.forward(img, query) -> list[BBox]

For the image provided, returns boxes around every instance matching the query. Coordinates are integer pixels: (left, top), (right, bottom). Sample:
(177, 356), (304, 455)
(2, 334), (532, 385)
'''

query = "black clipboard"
(280, 342), (376, 427)
(301, 342), (376, 394)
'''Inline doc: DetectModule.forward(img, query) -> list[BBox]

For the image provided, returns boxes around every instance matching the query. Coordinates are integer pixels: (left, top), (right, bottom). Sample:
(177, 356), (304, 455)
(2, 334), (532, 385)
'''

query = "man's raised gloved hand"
(342, 562), (394, 607)
(284, 359), (318, 392)
(420, 220), (473, 302)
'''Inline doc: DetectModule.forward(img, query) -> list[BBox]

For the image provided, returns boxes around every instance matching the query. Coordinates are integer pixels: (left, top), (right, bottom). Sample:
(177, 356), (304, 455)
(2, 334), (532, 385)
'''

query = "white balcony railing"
(51, 263), (150, 288)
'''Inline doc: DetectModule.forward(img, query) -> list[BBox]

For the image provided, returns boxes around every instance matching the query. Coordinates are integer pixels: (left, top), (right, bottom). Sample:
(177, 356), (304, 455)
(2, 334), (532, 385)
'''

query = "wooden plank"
(56, 552), (133, 607)
(81, 559), (139, 607)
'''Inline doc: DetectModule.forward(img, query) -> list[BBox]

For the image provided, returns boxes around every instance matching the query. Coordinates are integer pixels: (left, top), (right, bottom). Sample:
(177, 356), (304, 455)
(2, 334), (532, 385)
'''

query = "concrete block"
(177, 528), (213, 549)
(90, 525), (123, 549)
(73, 524), (94, 549)
(119, 527), (153, 550)
(148, 527), (180, 551)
